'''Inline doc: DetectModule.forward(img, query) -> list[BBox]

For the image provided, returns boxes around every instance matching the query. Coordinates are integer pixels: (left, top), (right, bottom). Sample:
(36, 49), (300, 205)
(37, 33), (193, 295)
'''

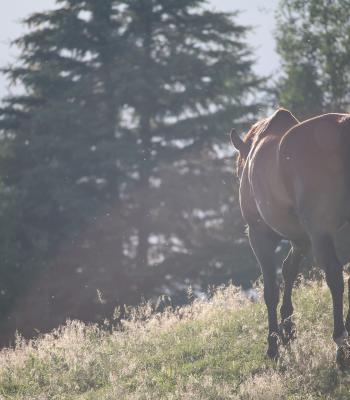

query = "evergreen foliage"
(0, 0), (262, 338)
(275, 0), (350, 118)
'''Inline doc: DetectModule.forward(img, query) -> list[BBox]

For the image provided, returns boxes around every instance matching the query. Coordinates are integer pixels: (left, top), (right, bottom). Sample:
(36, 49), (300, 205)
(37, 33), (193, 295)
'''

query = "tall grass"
(0, 281), (349, 399)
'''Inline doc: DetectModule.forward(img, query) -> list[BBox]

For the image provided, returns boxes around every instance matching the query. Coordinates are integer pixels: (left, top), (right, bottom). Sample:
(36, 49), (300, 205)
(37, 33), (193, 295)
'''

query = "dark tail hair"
(340, 115), (350, 187)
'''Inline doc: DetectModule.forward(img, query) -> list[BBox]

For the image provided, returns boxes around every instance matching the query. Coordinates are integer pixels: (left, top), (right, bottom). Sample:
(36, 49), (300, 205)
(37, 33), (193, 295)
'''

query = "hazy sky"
(0, 0), (279, 98)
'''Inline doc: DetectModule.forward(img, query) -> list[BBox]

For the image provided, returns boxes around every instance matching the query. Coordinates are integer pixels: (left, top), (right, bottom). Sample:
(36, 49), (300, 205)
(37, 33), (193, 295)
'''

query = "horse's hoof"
(266, 345), (279, 360)
(266, 332), (280, 360)
(279, 321), (297, 345)
(336, 344), (350, 370)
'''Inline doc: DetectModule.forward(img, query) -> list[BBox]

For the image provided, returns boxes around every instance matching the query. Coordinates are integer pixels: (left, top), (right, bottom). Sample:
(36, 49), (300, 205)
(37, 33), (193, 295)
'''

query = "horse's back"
(279, 113), (350, 234)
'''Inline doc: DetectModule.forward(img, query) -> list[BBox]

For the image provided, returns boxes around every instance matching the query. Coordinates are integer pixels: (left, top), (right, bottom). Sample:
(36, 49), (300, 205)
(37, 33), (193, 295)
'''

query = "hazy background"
(0, 0), (281, 343)
(0, 0), (279, 98)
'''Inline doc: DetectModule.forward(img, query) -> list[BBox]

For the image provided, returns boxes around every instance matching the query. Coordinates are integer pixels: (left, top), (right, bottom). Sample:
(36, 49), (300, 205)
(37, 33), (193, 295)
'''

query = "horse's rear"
(279, 113), (350, 236)
(231, 110), (350, 367)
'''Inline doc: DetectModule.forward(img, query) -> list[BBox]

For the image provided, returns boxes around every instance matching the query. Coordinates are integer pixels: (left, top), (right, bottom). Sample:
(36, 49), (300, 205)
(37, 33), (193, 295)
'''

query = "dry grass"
(0, 281), (350, 399)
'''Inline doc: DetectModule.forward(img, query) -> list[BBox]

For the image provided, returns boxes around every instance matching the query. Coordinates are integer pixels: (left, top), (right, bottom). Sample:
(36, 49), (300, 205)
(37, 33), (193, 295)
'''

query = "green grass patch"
(0, 282), (349, 399)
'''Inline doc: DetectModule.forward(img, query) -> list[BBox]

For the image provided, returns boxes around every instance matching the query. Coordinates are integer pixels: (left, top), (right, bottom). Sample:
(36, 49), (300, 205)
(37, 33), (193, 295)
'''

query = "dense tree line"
(0, 0), (262, 340)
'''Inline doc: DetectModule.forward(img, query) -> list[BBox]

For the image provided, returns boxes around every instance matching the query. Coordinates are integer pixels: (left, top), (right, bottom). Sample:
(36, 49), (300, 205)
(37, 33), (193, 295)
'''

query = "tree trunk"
(137, 115), (152, 269)
(95, 1), (124, 271)
(137, 10), (153, 270)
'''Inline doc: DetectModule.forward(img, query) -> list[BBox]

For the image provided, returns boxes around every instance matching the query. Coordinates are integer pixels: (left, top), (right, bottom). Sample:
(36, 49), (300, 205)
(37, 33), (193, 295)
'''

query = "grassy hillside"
(1, 281), (350, 399)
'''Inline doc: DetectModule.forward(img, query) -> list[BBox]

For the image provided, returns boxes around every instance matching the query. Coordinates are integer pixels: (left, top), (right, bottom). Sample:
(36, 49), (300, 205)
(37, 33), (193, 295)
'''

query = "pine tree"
(121, 0), (262, 270)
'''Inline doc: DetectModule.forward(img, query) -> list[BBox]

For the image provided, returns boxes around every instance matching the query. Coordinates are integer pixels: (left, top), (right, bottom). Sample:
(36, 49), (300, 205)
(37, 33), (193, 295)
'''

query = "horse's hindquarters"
(279, 115), (350, 235)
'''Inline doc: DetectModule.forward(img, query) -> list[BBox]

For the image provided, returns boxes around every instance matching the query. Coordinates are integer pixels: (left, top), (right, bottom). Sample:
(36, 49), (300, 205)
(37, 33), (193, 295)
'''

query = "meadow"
(0, 280), (349, 399)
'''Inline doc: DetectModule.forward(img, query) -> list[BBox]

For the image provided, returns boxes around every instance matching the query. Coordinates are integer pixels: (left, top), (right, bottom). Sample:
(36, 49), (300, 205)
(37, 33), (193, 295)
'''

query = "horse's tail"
(340, 114), (350, 132)
(339, 115), (350, 187)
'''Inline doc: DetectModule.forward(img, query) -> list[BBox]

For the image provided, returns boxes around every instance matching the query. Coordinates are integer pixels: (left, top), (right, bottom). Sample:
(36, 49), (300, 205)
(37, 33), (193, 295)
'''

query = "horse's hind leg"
(280, 242), (309, 344)
(346, 278), (350, 332)
(248, 225), (280, 358)
(310, 234), (350, 367)
(311, 234), (346, 342)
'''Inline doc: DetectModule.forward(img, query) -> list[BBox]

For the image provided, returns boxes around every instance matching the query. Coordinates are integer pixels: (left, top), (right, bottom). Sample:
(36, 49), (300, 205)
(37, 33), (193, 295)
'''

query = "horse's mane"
(236, 108), (299, 172)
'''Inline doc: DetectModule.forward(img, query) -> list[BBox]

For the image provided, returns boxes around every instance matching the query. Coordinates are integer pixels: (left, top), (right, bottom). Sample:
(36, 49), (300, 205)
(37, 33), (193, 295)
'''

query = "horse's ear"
(230, 129), (250, 158)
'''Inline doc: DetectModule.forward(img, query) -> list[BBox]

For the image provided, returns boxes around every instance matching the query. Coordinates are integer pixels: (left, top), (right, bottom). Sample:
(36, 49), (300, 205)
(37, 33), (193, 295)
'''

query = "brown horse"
(230, 108), (350, 367)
